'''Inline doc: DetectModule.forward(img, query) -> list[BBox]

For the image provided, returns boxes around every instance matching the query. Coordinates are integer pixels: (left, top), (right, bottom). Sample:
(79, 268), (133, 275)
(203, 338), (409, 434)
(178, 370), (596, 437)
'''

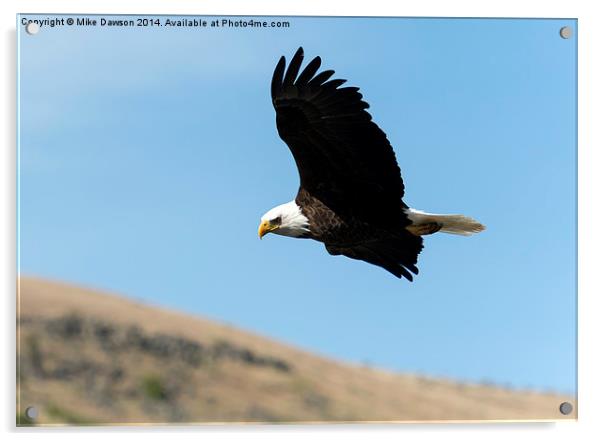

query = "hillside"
(17, 277), (575, 425)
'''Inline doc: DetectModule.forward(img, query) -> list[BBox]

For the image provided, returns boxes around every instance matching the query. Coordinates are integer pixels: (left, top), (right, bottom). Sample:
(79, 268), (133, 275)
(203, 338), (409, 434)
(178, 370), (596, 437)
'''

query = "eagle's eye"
(272, 216), (282, 225)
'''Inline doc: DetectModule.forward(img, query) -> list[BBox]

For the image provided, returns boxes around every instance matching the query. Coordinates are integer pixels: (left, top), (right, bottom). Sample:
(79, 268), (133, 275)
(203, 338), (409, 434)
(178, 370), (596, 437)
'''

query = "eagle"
(258, 47), (484, 280)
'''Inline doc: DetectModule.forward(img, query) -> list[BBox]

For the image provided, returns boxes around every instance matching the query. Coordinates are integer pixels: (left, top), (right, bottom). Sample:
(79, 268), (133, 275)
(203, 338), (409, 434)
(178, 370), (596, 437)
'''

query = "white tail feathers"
(406, 208), (485, 236)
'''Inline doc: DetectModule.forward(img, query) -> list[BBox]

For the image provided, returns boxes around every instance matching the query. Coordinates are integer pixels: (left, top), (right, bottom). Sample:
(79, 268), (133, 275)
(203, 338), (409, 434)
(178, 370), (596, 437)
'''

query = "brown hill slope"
(17, 277), (575, 425)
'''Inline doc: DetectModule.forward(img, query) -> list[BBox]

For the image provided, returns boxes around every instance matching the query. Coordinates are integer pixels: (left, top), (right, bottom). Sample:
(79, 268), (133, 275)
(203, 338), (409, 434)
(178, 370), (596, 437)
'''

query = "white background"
(1, 1), (600, 440)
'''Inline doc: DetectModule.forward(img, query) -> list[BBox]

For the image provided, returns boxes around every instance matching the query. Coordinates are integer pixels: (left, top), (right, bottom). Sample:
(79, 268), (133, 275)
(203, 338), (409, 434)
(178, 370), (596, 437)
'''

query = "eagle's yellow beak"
(258, 220), (279, 239)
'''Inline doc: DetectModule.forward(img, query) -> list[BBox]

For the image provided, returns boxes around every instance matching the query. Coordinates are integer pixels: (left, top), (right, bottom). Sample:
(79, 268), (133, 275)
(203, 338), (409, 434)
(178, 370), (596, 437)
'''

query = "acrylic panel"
(17, 14), (577, 425)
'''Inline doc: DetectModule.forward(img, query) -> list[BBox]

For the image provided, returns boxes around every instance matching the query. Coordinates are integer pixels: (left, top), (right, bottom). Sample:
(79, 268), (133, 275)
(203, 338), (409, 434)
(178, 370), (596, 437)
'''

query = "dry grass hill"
(17, 276), (576, 425)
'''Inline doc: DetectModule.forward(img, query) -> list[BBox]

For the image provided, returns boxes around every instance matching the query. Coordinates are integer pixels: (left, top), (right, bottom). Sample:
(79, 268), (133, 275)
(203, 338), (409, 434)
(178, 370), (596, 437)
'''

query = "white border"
(2, 1), (600, 440)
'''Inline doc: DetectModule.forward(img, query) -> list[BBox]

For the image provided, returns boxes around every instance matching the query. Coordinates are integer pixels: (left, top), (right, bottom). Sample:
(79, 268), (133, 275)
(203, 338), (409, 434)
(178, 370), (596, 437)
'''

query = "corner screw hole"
(559, 401), (573, 415)
(25, 406), (38, 420)
(559, 26), (572, 39)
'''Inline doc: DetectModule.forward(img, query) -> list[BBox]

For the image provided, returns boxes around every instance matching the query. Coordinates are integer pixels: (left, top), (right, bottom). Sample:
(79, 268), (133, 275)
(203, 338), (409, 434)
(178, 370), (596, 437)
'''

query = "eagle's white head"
(258, 200), (310, 239)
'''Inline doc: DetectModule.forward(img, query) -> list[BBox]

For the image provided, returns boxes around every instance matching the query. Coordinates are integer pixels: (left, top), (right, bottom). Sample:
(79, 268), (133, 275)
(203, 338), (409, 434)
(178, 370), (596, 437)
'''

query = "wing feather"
(295, 56), (321, 85)
(282, 47), (304, 87)
(307, 69), (335, 88)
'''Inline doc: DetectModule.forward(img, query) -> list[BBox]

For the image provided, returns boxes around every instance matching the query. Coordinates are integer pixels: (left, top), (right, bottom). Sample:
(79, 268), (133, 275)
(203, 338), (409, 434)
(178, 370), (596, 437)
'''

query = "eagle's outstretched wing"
(271, 47), (408, 229)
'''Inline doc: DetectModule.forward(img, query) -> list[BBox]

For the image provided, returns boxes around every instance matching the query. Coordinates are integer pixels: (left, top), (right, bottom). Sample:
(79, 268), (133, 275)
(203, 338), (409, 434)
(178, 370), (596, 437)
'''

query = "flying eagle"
(258, 47), (484, 280)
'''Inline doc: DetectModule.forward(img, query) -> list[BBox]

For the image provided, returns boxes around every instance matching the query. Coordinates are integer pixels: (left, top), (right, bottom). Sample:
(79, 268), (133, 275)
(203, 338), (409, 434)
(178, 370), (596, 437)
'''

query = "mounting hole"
(559, 26), (572, 39)
(25, 22), (40, 35)
(559, 401), (573, 415)
(25, 406), (38, 420)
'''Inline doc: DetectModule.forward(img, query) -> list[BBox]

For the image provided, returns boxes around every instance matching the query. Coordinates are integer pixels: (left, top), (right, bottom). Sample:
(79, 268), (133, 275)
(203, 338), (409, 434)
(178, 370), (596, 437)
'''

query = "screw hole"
(559, 26), (572, 39)
(25, 406), (38, 420)
(25, 22), (40, 35)
(559, 401), (573, 415)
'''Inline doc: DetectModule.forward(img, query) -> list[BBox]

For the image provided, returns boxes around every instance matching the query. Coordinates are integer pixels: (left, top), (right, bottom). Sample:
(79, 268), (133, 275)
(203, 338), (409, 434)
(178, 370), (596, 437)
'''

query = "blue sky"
(18, 16), (576, 395)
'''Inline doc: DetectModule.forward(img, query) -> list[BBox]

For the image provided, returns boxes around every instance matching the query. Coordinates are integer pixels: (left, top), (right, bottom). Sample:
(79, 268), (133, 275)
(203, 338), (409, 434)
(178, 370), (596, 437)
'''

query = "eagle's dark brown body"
(295, 188), (422, 280)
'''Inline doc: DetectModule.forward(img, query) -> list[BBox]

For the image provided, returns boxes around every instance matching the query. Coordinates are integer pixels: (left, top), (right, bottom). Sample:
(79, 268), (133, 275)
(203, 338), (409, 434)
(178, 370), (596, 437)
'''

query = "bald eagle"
(258, 47), (484, 280)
